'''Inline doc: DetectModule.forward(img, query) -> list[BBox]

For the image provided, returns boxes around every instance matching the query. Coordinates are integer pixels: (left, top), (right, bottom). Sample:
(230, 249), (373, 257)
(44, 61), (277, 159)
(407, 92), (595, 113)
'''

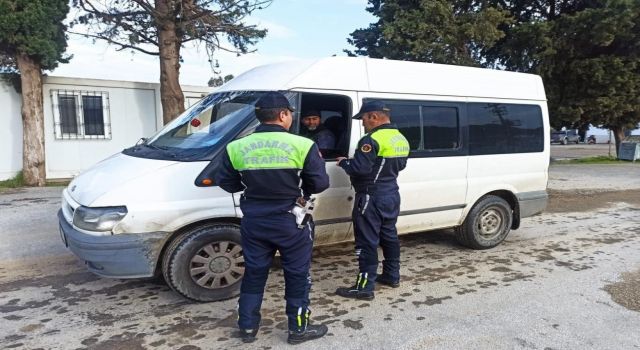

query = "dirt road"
(0, 164), (639, 350)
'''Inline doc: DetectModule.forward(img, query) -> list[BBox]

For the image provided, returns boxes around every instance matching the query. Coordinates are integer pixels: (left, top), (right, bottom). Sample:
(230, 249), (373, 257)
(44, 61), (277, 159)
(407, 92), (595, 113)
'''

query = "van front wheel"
(455, 195), (512, 250)
(162, 224), (244, 302)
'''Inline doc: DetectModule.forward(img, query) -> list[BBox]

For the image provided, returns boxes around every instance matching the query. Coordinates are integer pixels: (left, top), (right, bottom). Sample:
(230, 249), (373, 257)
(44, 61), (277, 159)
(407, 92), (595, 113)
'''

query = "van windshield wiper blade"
(144, 143), (177, 158)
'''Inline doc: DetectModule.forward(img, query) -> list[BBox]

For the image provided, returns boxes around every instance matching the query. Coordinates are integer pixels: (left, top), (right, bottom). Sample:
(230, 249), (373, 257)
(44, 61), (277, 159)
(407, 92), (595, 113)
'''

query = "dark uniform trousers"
(238, 212), (314, 331)
(353, 192), (401, 291)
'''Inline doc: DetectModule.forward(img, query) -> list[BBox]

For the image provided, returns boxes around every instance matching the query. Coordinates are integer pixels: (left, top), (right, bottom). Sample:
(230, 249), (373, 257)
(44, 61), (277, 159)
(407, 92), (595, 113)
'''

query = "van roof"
(219, 57), (546, 101)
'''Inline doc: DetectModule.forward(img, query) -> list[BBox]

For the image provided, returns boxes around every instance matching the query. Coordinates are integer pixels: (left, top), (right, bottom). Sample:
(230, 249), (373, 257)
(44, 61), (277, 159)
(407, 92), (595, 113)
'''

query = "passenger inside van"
(298, 92), (351, 159)
(300, 110), (336, 158)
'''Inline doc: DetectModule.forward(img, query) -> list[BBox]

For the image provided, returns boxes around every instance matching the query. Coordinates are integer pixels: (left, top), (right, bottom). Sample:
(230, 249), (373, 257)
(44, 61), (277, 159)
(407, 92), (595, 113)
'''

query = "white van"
(58, 57), (549, 302)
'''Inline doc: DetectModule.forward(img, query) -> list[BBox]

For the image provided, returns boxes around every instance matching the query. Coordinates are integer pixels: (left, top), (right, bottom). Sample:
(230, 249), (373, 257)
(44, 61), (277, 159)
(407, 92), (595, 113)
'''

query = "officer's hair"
(256, 107), (288, 122)
(372, 110), (391, 119)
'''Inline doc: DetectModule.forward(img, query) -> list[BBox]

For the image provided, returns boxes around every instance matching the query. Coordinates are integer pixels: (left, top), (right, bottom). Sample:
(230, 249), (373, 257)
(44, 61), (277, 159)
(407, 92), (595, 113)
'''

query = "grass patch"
(0, 171), (24, 188)
(46, 179), (71, 187)
(0, 172), (69, 189)
(554, 156), (637, 164)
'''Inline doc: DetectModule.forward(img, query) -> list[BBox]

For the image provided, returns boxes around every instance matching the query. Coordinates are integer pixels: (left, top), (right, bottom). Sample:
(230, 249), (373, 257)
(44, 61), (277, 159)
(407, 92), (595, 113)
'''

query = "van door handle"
(347, 196), (353, 201)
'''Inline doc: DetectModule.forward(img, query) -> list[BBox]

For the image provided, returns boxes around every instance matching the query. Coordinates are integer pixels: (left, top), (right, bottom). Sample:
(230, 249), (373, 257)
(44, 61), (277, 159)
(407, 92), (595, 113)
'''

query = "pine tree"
(0, 0), (70, 186)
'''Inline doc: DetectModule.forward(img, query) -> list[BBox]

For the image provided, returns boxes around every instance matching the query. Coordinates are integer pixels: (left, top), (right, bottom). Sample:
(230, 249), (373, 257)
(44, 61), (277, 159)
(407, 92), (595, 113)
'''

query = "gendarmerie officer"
(335, 101), (410, 300)
(215, 92), (330, 344)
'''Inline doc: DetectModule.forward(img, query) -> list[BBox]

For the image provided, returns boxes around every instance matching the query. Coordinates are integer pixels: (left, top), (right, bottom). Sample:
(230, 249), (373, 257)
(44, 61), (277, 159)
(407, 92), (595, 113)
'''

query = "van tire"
(455, 195), (512, 250)
(162, 224), (243, 302)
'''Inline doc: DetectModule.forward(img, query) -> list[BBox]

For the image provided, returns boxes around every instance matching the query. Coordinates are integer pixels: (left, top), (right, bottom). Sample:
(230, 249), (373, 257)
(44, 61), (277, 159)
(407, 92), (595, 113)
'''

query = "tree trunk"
(16, 52), (46, 187)
(156, 0), (185, 124)
(611, 126), (626, 158)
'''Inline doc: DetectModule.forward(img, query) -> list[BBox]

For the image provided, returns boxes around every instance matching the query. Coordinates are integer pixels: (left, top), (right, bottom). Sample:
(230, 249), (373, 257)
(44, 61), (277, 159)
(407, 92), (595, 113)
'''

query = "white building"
(1, 76), (211, 180)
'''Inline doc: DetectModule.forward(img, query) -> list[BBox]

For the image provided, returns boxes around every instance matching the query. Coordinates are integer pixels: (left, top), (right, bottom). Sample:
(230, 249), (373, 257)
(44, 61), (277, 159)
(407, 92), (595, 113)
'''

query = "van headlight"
(73, 206), (128, 232)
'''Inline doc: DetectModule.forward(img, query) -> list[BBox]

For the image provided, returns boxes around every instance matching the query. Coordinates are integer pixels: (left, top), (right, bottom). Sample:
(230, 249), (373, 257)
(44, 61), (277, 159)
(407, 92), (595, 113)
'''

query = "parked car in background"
(551, 129), (580, 145)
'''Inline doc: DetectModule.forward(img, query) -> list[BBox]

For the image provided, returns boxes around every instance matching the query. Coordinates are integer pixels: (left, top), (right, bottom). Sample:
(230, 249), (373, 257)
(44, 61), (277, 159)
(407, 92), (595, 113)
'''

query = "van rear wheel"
(455, 195), (512, 250)
(162, 224), (244, 302)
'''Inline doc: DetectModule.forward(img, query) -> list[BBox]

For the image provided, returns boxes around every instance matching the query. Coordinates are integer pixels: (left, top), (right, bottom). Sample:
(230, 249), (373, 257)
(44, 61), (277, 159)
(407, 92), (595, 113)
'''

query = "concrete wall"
(0, 81), (23, 181)
(0, 76), (211, 180)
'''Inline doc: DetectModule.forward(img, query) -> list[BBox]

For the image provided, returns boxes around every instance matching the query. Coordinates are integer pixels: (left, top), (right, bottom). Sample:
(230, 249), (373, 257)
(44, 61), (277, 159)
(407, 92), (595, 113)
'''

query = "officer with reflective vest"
(215, 92), (330, 344)
(335, 101), (410, 300)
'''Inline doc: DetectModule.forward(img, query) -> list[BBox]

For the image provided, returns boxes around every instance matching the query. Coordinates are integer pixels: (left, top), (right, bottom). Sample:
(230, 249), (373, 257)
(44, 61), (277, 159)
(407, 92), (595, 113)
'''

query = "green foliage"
(544, 1), (640, 131)
(71, 0), (269, 58)
(0, 72), (21, 93)
(348, 0), (640, 134)
(346, 0), (512, 66)
(0, 0), (70, 70)
(208, 74), (234, 87)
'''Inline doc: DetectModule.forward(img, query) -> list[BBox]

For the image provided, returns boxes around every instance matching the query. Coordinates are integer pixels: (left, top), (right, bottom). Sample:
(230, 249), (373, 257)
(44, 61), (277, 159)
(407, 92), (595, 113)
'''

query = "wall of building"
(43, 78), (160, 178)
(0, 76), (211, 180)
(0, 81), (23, 181)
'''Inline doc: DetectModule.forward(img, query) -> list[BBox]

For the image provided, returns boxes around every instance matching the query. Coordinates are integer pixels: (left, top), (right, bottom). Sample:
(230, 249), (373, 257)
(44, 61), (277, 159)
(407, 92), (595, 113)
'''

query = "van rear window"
(468, 103), (544, 155)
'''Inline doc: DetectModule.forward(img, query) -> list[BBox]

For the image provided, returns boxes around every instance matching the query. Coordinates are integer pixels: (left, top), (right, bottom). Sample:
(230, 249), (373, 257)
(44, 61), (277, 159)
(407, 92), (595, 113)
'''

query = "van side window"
(468, 103), (544, 155)
(388, 104), (421, 150)
(422, 106), (459, 150)
(386, 102), (460, 154)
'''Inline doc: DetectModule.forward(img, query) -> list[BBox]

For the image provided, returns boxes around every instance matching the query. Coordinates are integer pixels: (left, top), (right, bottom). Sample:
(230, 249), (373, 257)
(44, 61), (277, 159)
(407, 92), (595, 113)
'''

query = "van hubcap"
(477, 208), (503, 239)
(190, 241), (244, 289)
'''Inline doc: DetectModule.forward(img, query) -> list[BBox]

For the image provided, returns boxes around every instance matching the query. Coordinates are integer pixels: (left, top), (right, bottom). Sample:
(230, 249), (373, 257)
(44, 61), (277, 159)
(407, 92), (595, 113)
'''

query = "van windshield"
(124, 91), (296, 161)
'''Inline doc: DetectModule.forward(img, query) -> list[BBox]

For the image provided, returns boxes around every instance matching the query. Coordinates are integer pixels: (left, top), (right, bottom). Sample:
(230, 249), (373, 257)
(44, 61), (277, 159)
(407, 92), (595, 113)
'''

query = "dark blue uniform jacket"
(215, 124), (330, 216)
(339, 124), (408, 195)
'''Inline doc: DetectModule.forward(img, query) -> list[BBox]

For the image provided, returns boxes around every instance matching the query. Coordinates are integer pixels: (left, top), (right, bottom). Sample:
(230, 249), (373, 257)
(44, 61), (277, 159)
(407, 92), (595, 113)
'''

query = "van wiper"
(144, 143), (177, 158)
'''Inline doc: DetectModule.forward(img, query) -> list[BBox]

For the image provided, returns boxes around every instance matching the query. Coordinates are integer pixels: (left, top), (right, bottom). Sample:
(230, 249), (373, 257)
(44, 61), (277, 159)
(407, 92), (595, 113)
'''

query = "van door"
(293, 90), (360, 244)
(358, 95), (469, 233)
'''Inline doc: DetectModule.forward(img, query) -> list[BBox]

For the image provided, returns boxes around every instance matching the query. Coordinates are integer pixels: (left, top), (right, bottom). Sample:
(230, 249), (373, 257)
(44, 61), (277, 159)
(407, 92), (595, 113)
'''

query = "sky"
(50, 0), (375, 86)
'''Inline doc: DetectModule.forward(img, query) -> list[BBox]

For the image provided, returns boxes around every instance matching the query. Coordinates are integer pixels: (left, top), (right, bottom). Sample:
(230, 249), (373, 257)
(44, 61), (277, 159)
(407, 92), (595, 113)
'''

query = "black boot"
(287, 324), (328, 345)
(238, 328), (258, 343)
(335, 273), (375, 300)
(376, 274), (400, 288)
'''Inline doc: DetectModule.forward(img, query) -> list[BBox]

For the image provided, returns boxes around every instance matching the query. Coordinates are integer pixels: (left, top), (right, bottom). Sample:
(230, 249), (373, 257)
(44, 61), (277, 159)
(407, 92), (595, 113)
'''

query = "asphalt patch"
(604, 268), (640, 313)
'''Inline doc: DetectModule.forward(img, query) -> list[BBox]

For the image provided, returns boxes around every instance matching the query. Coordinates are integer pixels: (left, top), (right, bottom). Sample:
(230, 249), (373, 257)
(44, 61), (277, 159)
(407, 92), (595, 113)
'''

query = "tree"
(346, 0), (512, 66)
(487, 0), (640, 154)
(208, 73), (234, 87)
(348, 0), (640, 156)
(71, 0), (270, 124)
(0, 0), (70, 186)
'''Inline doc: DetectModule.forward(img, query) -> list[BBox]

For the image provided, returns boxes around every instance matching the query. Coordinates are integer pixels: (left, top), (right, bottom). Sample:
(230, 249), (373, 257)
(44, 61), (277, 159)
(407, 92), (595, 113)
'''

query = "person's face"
(362, 112), (377, 133)
(302, 115), (321, 130)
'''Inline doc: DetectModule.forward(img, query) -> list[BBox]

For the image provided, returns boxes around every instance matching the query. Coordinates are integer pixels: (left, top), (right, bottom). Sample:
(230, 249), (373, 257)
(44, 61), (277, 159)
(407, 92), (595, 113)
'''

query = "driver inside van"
(300, 110), (336, 157)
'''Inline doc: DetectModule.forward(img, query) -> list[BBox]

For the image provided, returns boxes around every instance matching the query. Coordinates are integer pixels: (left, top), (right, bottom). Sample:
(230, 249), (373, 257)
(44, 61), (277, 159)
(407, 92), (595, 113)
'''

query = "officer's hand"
(336, 157), (347, 165)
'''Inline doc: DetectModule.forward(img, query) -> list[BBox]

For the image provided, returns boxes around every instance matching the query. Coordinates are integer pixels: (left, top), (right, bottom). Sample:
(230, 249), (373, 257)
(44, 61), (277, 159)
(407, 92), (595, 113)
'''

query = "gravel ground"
(550, 144), (616, 159)
(0, 164), (639, 350)
(548, 163), (640, 191)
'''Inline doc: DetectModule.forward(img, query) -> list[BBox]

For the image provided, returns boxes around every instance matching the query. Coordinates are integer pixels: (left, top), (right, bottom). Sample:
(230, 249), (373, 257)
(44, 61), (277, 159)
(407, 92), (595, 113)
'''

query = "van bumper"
(517, 191), (548, 218)
(58, 210), (168, 278)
